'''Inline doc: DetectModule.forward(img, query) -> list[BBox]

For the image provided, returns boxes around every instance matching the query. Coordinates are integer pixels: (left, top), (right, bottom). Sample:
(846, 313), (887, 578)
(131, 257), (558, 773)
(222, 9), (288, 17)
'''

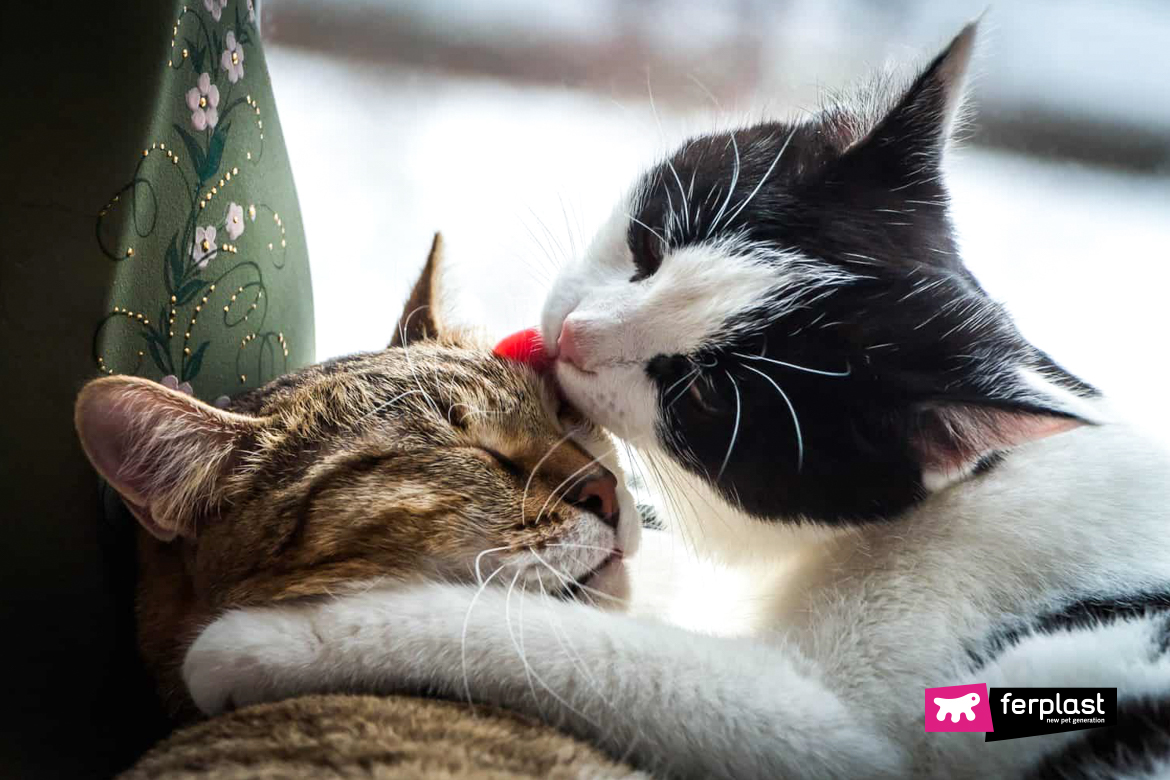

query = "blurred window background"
(260, 0), (1170, 436)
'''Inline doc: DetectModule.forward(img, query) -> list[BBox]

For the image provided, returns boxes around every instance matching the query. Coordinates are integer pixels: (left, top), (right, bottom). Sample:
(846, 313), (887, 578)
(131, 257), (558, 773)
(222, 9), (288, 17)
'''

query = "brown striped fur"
(76, 235), (623, 742)
(121, 695), (645, 779)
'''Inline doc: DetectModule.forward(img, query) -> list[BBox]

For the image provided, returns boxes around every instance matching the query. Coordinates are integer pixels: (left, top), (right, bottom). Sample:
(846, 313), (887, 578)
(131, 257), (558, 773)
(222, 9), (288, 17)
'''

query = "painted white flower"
(221, 31), (245, 84)
(248, 204), (257, 222)
(185, 72), (220, 131)
(225, 202), (246, 240)
(202, 0), (227, 22)
(192, 225), (218, 270)
(247, 0), (256, 23)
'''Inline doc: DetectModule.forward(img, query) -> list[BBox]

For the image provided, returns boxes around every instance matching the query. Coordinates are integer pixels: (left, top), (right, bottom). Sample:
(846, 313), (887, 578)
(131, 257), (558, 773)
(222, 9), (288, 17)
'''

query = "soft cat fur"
(122, 695), (644, 780)
(75, 237), (642, 778)
(180, 25), (1170, 779)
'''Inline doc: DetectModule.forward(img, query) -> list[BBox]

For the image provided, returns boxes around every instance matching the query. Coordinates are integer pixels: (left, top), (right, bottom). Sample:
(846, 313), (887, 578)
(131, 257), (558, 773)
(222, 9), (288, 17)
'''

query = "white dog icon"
(934, 692), (980, 723)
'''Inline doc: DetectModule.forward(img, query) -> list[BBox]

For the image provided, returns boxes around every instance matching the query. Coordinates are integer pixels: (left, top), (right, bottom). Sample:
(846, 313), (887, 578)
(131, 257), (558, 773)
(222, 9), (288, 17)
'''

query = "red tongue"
(493, 328), (552, 373)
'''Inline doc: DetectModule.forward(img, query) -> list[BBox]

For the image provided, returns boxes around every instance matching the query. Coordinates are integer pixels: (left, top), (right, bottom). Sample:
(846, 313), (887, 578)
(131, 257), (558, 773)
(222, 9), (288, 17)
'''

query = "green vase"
(1, 1), (314, 775)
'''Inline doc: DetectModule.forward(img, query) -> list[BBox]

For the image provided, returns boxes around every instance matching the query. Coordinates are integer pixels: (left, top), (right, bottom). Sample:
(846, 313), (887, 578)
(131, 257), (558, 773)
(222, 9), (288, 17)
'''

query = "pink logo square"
(925, 683), (994, 733)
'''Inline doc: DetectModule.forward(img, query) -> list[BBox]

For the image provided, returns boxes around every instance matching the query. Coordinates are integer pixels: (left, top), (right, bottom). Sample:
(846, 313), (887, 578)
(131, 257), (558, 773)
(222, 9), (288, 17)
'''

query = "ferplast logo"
(924, 683), (994, 733)
(925, 685), (1117, 741)
(985, 688), (1117, 742)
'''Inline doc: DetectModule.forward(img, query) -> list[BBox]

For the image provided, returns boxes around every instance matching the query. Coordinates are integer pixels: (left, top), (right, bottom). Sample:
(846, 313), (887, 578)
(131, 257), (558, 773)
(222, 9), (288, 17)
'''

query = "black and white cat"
(183, 24), (1170, 778)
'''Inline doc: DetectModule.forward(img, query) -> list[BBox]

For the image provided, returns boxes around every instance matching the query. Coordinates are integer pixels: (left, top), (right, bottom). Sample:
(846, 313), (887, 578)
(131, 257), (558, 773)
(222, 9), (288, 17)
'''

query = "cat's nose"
(564, 469), (619, 530)
(556, 319), (587, 371)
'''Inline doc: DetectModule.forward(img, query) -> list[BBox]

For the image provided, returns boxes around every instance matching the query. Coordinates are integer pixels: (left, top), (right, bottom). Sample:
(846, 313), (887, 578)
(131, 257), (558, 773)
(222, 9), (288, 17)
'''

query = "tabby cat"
(75, 236), (643, 778)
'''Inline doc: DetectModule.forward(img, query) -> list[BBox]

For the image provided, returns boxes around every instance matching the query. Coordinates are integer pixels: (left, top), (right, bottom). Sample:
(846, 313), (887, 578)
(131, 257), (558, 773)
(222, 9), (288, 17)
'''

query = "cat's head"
(76, 235), (638, 709)
(542, 24), (1099, 525)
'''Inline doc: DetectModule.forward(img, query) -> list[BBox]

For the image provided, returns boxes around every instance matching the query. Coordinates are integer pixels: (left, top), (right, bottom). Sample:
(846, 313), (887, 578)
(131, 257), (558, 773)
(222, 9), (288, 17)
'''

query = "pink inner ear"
(919, 407), (1085, 478)
(493, 328), (552, 374)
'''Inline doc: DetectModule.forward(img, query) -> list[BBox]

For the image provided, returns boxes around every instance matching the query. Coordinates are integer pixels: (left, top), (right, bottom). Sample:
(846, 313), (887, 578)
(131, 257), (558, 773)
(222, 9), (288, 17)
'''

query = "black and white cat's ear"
(75, 376), (259, 541)
(911, 368), (1099, 490)
(844, 21), (977, 173)
(391, 232), (450, 347)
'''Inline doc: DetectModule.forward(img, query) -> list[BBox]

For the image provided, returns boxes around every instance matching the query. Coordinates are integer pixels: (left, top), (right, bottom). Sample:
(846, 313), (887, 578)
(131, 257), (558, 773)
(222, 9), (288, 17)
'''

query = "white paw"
(182, 607), (322, 716)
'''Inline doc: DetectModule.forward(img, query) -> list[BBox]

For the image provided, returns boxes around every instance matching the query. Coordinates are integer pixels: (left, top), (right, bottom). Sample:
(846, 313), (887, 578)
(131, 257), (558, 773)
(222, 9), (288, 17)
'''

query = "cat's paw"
(182, 606), (322, 715)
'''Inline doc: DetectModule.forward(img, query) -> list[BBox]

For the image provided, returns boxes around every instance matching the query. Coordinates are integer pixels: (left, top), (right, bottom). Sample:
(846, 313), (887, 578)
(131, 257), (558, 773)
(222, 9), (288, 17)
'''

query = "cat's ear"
(75, 376), (259, 541)
(911, 369), (1098, 490)
(391, 232), (449, 347)
(842, 21), (977, 175)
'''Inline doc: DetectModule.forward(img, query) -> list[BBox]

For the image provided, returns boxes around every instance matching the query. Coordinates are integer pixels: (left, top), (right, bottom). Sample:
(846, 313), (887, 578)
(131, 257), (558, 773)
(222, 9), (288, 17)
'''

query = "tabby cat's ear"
(391, 232), (449, 347)
(842, 21), (977, 176)
(75, 376), (259, 541)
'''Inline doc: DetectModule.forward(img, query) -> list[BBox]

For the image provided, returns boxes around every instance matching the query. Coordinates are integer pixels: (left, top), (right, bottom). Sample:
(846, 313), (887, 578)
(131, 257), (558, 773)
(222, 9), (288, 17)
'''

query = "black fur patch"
(967, 591), (1170, 671)
(627, 38), (1095, 525)
(1028, 695), (1170, 780)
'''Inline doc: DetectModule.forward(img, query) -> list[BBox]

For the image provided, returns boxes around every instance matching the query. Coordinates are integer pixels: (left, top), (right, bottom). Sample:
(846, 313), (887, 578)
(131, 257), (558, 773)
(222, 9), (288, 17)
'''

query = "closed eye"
(629, 220), (664, 282)
(478, 447), (524, 477)
(687, 375), (722, 415)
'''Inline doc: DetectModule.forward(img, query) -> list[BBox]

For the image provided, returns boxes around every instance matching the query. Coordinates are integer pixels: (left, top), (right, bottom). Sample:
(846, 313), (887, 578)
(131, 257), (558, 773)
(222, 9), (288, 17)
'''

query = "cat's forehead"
(236, 344), (549, 426)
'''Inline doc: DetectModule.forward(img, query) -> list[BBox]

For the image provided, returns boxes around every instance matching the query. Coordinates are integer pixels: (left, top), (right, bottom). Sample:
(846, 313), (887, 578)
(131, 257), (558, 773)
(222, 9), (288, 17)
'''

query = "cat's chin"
(553, 360), (658, 445)
(559, 551), (630, 611)
(584, 554), (631, 611)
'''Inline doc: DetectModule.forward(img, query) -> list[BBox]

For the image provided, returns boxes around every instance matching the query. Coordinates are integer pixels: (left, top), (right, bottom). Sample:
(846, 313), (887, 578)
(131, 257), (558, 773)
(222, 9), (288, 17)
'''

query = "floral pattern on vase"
(93, 0), (312, 396)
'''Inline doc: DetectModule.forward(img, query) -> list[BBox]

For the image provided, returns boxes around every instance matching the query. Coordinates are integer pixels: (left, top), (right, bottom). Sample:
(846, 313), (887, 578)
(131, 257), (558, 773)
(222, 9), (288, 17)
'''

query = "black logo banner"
(985, 687), (1117, 742)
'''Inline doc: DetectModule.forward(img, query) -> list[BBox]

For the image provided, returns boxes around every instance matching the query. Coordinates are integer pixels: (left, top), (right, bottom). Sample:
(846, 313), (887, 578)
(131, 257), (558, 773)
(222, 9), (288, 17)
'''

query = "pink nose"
(564, 469), (619, 529)
(556, 320), (587, 370)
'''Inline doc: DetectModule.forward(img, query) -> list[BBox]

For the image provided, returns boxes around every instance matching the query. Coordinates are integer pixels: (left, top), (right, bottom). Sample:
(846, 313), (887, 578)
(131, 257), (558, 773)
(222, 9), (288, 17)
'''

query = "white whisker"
(533, 453), (608, 527)
(662, 367), (700, 405)
(626, 213), (666, 246)
(716, 370), (742, 482)
(521, 431), (577, 527)
(473, 545), (512, 585)
(461, 564), (505, 705)
(398, 316), (441, 418)
(723, 126), (797, 228)
(732, 351), (851, 377)
(359, 389), (425, 422)
(505, 569), (541, 708)
(742, 364), (804, 472)
(530, 547), (624, 606)
(708, 133), (740, 237)
(665, 158), (690, 235)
